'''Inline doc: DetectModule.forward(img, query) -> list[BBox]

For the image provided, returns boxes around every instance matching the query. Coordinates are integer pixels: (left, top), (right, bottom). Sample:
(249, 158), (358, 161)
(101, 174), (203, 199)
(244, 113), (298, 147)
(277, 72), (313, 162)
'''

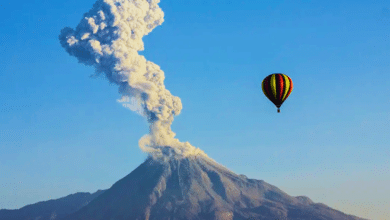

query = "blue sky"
(1, 0), (389, 219)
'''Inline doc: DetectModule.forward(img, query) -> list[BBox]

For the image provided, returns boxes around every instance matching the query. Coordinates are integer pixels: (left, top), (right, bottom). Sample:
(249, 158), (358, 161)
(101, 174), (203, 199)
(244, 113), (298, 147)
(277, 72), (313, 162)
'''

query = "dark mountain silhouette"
(59, 148), (369, 220)
(0, 189), (106, 220)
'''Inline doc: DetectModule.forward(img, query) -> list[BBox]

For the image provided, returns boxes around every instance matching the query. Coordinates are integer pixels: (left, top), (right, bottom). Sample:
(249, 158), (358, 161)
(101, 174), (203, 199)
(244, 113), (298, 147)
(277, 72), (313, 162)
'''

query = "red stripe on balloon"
(277, 74), (284, 100)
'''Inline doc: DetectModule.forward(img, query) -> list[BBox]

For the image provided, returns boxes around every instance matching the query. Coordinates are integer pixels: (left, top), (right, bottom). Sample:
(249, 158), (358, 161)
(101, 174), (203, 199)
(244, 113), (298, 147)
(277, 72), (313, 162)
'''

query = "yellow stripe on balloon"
(281, 74), (290, 101)
(270, 74), (277, 99)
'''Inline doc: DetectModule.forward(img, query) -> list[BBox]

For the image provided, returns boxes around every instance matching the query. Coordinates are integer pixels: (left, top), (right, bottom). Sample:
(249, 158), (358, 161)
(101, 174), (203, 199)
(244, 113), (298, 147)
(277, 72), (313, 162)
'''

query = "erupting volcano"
(53, 0), (369, 219)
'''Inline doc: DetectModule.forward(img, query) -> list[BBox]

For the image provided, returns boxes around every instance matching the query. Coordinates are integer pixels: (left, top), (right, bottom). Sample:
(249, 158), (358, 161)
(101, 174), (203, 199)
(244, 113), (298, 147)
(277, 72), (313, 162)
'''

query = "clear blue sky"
(1, 0), (389, 219)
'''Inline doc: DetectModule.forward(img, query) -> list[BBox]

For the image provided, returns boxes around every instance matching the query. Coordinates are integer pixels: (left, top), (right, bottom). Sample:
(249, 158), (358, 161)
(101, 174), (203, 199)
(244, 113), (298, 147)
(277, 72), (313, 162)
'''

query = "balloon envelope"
(261, 73), (293, 112)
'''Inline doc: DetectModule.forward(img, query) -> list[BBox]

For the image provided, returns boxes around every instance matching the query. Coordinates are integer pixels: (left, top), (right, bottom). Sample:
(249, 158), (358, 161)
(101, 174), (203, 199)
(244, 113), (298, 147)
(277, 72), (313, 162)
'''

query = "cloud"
(59, 0), (207, 160)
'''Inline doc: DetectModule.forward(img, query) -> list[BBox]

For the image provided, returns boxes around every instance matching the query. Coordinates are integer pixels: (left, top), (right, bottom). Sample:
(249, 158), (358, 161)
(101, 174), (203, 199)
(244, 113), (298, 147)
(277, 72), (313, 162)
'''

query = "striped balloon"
(261, 73), (293, 113)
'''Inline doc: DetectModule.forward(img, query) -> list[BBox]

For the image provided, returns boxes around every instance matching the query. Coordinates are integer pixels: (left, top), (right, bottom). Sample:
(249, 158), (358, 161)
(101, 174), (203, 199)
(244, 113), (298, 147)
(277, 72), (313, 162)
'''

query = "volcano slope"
(62, 149), (367, 220)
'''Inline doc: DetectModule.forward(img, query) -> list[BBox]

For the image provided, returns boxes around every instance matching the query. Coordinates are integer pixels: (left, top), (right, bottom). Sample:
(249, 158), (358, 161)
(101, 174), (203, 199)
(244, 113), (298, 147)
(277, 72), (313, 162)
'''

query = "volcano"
(60, 147), (367, 220)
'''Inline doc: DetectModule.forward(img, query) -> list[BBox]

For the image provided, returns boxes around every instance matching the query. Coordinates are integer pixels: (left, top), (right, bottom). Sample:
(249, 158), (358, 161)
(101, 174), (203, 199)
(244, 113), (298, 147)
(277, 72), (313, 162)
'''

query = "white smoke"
(59, 0), (207, 160)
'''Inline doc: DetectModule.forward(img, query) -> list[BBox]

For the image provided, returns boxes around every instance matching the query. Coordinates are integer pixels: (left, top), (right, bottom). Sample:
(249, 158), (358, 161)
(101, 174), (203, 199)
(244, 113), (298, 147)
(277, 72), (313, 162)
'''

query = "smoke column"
(59, 0), (207, 160)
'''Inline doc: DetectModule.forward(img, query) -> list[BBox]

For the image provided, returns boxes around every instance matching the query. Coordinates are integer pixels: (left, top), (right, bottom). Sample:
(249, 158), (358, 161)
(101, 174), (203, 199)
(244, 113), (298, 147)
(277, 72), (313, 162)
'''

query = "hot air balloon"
(261, 73), (293, 113)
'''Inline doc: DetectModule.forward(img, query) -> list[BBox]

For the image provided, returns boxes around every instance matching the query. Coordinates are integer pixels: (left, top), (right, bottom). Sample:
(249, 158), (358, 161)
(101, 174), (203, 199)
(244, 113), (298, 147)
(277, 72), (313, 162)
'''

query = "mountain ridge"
(1, 149), (369, 220)
(61, 152), (368, 220)
(0, 189), (106, 220)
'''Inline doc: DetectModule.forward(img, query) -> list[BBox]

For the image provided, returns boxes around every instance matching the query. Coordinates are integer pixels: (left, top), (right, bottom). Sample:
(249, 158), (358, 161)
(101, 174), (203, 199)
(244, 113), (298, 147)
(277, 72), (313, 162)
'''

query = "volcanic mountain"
(60, 147), (367, 220)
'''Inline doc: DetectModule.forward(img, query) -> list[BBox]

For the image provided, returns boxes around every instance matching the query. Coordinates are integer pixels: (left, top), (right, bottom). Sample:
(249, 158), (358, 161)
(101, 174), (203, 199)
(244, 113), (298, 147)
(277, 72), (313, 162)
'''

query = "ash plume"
(59, 0), (207, 160)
